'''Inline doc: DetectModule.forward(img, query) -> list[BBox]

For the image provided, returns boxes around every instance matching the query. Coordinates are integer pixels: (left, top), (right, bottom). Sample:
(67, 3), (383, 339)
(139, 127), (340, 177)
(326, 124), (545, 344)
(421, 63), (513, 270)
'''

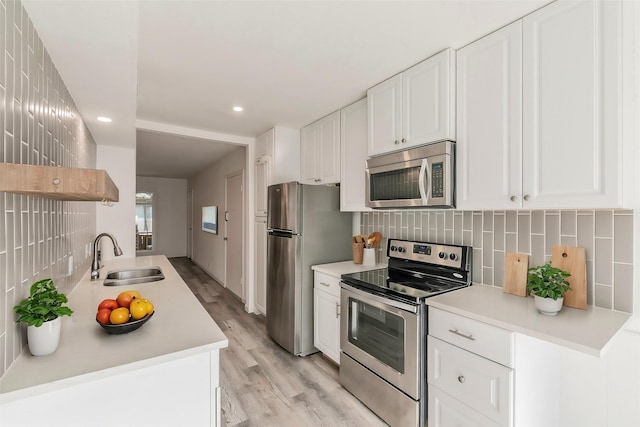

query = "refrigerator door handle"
(269, 230), (294, 238)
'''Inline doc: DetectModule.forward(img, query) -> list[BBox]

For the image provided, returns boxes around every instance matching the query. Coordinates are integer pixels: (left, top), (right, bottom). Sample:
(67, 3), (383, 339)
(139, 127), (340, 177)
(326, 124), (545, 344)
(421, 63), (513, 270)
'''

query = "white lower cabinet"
(1, 350), (221, 427)
(313, 271), (341, 364)
(428, 384), (501, 427)
(428, 308), (514, 427)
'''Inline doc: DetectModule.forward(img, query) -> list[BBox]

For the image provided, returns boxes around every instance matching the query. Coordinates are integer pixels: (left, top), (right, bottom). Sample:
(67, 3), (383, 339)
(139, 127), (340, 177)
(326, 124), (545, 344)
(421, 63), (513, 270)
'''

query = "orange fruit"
(110, 307), (130, 325)
(96, 308), (111, 324)
(142, 298), (154, 315)
(129, 299), (148, 320)
(116, 290), (142, 309)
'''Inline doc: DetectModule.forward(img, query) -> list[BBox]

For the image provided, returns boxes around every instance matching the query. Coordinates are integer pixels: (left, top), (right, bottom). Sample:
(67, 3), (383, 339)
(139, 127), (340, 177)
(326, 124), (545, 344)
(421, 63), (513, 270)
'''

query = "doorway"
(225, 171), (244, 299)
(135, 192), (154, 251)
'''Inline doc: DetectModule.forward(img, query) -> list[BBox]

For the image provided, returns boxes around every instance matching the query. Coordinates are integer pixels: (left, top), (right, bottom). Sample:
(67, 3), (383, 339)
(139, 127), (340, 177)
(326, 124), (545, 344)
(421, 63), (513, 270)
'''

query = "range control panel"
(388, 239), (466, 269)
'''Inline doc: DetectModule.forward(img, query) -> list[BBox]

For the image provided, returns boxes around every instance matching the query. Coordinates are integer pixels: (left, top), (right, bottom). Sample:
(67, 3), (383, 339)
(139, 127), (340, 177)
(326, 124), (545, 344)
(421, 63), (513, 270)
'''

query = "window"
(136, 192), (153, 250)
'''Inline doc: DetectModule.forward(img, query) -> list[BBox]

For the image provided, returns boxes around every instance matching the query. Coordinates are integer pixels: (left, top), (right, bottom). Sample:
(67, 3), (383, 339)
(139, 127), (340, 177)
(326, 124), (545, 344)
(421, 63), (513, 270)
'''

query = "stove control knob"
(439, 252), (447, 259)
(449, 253), (457, 261)
(390, 246), (397, 252)
(398, 247), (405, 253)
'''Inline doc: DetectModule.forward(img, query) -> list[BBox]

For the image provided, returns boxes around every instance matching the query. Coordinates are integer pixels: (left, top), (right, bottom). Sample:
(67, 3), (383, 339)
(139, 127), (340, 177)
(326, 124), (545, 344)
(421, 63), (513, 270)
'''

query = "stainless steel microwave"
(365, 141), (455, 209)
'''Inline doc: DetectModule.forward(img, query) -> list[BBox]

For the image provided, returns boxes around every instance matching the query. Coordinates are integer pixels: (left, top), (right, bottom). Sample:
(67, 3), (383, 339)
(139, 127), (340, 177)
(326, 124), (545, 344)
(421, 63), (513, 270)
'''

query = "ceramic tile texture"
(1, 0), (97, 377)
(362, 210), (634, 313)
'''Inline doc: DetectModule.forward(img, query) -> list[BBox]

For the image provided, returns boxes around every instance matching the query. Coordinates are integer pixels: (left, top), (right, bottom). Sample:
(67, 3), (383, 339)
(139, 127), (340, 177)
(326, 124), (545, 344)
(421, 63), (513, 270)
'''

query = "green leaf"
(12, 279), (72, 327)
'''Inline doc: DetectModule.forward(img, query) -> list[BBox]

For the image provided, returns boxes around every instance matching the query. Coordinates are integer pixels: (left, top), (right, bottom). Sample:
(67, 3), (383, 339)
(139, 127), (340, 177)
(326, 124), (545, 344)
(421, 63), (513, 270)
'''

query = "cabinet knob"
(52, 177), (61, 185)
(401, 138), (406, 143)
(458, 375), (465, 383)
(510, 195), (517, 202)
(523, 195), (530, 201)
(394, 140), (400, 145)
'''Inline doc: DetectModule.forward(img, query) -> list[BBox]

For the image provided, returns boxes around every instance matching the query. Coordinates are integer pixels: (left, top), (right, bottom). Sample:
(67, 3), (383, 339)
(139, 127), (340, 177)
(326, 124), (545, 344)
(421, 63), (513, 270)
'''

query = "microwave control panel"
(431, 162), (444, 198)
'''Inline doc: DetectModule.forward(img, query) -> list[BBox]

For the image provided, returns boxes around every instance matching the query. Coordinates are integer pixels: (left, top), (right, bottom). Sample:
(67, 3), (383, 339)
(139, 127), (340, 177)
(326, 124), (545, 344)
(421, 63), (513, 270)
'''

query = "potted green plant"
(13, 279), (73, 356)
(526, 263), (572, 316)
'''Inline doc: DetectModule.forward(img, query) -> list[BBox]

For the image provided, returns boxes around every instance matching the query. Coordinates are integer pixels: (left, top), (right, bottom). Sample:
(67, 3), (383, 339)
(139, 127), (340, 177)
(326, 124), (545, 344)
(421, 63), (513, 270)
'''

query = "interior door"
(225, 172), (244, 298)
(187, 189), (193, 259)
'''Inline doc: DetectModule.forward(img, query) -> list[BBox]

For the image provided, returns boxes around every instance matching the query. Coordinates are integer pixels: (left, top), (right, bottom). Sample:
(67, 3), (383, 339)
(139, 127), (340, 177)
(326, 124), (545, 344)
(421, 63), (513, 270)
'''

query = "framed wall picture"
(202, 206), (218, 234)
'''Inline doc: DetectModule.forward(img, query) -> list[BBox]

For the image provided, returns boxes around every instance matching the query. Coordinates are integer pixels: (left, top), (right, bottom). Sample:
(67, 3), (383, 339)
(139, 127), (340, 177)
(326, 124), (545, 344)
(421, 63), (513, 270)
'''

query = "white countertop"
(426, 284), (632, 357)
(311, 260), (387, 277)
(0, 255), (228, 402)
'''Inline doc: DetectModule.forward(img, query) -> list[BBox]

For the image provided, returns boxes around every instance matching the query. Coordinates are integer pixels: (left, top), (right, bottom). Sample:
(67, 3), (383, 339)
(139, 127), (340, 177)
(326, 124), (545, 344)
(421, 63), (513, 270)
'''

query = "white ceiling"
(23, 0), (551, 179)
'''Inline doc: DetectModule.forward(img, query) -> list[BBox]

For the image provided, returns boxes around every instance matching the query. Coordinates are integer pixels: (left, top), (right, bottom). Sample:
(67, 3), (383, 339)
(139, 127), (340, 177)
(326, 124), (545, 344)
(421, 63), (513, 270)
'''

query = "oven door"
(340, 282), (421, 399)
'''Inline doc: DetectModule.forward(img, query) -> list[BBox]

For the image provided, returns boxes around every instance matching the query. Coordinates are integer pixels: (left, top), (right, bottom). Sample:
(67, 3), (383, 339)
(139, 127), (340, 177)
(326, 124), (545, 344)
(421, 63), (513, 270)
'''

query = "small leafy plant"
(526, 263), (572, 301)
(13, 279), (73, 327)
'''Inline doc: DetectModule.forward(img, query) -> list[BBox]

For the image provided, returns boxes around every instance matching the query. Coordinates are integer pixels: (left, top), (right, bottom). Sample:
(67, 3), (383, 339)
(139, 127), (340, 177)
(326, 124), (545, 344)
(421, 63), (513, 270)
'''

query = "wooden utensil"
(503, 253), (529, 297)
(368, 232), (382, 248)
(551, 245), (587, 309)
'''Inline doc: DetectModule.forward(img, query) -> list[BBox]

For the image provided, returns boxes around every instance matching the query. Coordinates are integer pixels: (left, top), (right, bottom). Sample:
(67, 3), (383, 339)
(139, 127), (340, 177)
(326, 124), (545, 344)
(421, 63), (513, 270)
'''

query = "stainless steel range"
(339, 239), (472, 427)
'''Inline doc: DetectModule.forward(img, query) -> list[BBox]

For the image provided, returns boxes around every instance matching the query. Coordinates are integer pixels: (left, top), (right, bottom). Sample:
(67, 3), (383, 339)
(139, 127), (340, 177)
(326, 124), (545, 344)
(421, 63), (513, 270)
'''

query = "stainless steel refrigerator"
(267, 182), (352, 356)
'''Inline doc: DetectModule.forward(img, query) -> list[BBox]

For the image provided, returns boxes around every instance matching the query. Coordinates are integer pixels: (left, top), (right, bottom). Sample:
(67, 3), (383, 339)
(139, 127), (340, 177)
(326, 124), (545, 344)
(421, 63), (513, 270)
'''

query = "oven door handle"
(340, 282), (418, 314)
(418, 158), (430, 205)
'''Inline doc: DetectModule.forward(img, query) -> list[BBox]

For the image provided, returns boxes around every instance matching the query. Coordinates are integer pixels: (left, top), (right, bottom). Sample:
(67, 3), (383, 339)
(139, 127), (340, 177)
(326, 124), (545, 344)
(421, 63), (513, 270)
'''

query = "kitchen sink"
(103, 267), (164, 286)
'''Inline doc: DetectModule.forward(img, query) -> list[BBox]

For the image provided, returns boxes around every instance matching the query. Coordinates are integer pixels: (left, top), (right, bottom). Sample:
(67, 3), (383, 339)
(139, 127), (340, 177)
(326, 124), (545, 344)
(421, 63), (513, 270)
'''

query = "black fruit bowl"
(97, 311), (154, 334)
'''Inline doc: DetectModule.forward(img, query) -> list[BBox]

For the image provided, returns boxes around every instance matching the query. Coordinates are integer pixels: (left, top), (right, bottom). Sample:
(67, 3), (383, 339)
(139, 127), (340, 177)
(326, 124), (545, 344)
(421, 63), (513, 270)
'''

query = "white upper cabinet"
(340, 98), (370, 212)
(458, 0), (627, 210)
(300, 111), (341, 185)
(368, 49), (456, 157)
(522, 0), (623, 209)
(254, 127), (300, 216)
(456, 21), (523, 210)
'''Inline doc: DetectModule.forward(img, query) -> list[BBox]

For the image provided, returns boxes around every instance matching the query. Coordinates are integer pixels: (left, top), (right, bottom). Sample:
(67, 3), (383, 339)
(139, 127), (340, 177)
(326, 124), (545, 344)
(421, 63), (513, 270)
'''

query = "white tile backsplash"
(1, 0), (97, 377)
(361, 209), (634, 313)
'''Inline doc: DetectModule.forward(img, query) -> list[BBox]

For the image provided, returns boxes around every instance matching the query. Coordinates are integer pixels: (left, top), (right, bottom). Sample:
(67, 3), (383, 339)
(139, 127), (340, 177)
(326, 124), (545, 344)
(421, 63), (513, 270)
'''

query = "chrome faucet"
(91, 233), (123, 280)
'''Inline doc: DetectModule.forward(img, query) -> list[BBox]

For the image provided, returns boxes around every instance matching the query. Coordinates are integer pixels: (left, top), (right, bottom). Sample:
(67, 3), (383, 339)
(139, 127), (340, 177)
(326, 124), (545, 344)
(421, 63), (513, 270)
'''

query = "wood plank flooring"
(169, 257), (388, 427)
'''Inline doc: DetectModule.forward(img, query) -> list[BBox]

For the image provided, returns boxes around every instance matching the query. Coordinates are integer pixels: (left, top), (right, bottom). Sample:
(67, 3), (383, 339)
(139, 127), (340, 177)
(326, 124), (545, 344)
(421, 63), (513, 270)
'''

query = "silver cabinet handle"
(523, 194), (530, 201)
(319, 281), (330, 287)
(458, 376), (465, 383)
(401, 138), (406, 143)
(448, 328), (475, 341)
(510, 195), (517, 202)
(336, 302), (340, 318)
(394, 140), (400, 145)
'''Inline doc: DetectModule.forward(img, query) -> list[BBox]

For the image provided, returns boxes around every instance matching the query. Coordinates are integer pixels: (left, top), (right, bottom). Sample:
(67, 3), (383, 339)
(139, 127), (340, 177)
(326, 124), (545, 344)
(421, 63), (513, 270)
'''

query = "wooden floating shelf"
(0, 163), (119, 202)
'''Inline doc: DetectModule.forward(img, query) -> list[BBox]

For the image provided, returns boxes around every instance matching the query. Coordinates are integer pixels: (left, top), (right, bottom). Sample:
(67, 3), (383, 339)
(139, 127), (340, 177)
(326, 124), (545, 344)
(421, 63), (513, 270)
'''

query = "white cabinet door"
(300, 122), (319, 184)
(313, 287), (340, 364)
(522, 0), (622, 209)
(340, 98), (370, 212)
(456, 21), (523, 210)
(318, 111), (341, 184)
(367, 73), (403, 156)
(301, 111), (341, 185)
(403, 49), (456, 149)
(428, 336), (513, 426)
(428, 385), (502, 427)
(255, 128), (274, 159)
(255, 217), (267, 315)
(255, 158), (270, 216)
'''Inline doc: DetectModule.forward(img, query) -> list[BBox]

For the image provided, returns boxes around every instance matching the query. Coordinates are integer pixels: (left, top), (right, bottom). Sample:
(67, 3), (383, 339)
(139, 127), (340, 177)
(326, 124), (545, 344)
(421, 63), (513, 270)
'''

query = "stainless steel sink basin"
(103, 267), (164, 286)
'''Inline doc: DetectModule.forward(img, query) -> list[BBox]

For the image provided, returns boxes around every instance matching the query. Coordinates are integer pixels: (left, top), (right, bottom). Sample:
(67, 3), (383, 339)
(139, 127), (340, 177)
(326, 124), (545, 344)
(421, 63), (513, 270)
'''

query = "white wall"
(136, 177), (188, 258)
(188, 147), (246, 284)
(96, 145), (137, 260)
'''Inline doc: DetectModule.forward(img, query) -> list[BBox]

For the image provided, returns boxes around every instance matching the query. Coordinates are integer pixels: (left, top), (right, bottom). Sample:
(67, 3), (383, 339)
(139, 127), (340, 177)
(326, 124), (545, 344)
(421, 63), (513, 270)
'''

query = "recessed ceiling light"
(97, 116), (112, 123)
(232, 106), (243, 112)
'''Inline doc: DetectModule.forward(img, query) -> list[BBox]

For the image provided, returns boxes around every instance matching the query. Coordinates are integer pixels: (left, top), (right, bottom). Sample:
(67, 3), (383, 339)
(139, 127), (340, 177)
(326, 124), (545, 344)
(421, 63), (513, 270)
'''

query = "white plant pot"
(534, 295), (564, 316)
(27, 317), (61, 356)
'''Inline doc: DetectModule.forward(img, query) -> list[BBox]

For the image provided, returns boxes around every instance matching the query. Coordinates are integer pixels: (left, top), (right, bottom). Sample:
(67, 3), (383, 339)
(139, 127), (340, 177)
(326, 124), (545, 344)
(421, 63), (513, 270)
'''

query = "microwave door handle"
(418, 159), (430, 204)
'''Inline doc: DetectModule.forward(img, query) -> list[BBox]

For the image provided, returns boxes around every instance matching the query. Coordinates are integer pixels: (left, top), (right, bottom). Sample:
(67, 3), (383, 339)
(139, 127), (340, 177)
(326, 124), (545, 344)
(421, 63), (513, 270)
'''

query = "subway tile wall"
(361, 210), (634, 312)
(1, 0), (97, 376)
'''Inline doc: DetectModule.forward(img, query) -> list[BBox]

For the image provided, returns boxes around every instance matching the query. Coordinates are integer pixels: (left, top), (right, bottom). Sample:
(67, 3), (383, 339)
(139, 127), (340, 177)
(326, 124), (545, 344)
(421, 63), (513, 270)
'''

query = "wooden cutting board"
(503, 253), (529, 297)
(551, 245), (587, 309)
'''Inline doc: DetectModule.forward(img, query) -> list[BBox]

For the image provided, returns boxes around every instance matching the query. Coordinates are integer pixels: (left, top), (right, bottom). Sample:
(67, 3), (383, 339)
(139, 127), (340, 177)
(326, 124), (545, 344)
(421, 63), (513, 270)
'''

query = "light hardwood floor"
(169, 257), (388, 427)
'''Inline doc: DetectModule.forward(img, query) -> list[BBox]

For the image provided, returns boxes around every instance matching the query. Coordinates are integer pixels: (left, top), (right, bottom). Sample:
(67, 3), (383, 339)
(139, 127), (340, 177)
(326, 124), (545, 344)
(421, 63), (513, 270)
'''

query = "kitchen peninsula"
(0, 256), (228, 427)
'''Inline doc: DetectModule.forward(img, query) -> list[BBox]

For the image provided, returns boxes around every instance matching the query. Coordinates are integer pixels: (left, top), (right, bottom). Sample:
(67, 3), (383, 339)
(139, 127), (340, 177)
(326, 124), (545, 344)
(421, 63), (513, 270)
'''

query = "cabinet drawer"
(428, 336), (513, 426)
(314, 272), (341, 297)
(429, 307), (513, 367)
(428, 384), (501, 427)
